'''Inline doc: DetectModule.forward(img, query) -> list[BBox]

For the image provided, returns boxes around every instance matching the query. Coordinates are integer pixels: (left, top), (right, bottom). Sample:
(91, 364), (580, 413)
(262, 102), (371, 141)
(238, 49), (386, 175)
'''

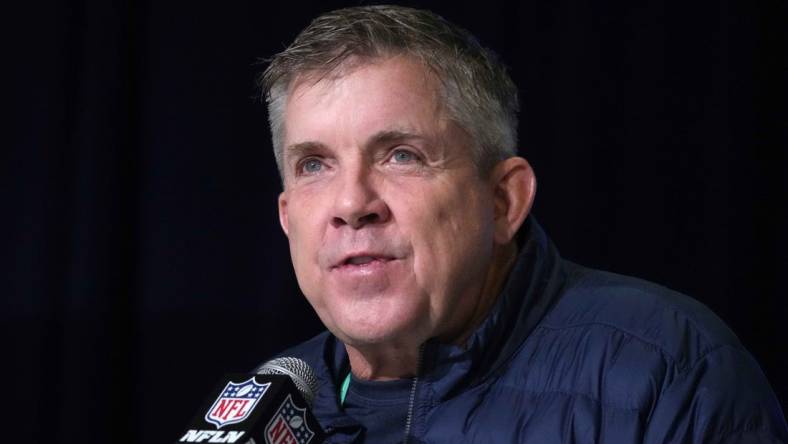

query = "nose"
(330, 166), (391, 229)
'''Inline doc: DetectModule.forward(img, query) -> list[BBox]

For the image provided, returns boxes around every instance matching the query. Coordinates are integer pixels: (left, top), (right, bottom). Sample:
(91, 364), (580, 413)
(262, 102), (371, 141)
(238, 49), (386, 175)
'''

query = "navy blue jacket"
(274, 218), (787, 443)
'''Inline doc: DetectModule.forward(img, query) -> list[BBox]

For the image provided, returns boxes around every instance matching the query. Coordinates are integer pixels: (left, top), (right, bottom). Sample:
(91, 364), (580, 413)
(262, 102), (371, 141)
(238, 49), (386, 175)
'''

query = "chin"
(332, 316), (427, 348)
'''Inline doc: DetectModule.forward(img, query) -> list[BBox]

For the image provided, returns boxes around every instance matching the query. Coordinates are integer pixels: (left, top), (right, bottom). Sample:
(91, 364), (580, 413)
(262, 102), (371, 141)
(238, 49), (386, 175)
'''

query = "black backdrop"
(5, 0), (786, 442)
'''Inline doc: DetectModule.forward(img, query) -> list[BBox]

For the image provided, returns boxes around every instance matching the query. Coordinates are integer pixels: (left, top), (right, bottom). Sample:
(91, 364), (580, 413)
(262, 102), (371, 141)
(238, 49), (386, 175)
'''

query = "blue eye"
(300, 158), (323, 174)
(391, 150), (417, 164)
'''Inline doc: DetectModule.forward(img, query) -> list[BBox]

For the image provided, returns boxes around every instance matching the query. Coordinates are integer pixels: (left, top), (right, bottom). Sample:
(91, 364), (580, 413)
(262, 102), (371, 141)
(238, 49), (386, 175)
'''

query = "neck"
(344, 241), (519, 381)
(448, 240), (517, 346)
(345, 342), (421, 381)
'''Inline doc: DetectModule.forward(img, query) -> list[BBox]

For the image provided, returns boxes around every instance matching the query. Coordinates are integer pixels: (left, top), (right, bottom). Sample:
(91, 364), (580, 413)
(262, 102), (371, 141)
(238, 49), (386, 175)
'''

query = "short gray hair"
(258, 5), (519, 177)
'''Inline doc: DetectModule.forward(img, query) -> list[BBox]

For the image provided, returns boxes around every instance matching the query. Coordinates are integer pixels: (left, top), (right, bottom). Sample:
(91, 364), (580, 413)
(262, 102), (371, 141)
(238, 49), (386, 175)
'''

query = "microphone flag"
(176, 374), (325, 444)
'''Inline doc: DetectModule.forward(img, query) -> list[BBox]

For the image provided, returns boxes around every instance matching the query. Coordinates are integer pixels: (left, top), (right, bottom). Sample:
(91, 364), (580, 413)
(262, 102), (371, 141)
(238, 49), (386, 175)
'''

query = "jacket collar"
(418, 216), (567, 399)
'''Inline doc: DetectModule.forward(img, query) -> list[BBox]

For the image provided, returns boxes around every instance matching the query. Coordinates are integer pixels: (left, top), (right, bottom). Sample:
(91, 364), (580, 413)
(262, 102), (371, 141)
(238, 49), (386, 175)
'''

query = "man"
(258, 5), (786, 443)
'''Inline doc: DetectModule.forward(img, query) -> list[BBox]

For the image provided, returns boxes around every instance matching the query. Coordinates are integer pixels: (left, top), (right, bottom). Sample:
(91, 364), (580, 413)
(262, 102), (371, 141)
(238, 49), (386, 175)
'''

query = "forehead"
(282, 56), (449, 147)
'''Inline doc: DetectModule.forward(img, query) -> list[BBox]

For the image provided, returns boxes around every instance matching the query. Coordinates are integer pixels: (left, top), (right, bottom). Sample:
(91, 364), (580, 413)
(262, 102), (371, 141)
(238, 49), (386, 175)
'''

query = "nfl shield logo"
(205, 377), (270, 428)
(265, 394), (316, 444)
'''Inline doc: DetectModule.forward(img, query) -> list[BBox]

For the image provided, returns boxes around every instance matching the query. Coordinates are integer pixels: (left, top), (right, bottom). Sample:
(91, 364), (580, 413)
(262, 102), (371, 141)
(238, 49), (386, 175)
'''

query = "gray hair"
(258, 5), (519, 177)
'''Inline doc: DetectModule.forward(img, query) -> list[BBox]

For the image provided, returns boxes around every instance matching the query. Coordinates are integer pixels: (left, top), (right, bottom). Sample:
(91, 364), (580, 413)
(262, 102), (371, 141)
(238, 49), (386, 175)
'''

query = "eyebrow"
(367, 129), (427, 147)
(284, 129), (429, 159)
(284, 141), (327, 161)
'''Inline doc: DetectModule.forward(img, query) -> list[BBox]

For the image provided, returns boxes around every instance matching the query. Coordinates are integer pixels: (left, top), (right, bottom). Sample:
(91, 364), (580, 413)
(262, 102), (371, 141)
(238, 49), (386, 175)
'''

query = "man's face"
(278, 56), (498, 348)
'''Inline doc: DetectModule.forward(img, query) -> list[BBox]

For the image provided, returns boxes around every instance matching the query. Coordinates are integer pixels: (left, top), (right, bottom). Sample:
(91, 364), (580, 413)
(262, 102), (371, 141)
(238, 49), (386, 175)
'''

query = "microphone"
(176, 357), (326, 444)
(257, 357), (319, 407)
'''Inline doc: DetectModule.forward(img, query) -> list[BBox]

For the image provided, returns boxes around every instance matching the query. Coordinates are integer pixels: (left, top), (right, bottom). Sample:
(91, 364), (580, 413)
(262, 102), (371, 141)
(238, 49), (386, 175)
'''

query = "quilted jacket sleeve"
(642, 345), (787, 443)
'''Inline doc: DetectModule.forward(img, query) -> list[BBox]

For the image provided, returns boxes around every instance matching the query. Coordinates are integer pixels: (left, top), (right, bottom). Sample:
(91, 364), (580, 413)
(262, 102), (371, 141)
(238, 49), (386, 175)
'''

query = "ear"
(490, 156), (536, 244)
(278, 191), (290, 237)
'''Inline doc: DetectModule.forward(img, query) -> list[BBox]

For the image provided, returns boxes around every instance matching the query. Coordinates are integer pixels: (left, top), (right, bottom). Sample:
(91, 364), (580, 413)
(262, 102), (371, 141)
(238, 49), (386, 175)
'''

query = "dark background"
(5, 0), (786, 442)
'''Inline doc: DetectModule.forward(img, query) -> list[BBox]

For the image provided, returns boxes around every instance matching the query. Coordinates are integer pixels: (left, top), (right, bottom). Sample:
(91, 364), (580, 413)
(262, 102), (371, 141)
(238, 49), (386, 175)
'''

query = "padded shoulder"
(544, 263), (742, 370)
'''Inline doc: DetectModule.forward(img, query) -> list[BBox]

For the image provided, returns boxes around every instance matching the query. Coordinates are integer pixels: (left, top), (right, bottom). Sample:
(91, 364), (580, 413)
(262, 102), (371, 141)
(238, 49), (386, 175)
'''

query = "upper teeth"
(348, 256), (375, 265)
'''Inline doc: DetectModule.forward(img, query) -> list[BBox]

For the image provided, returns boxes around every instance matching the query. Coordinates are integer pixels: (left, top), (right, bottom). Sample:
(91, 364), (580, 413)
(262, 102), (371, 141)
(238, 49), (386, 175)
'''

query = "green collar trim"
(339, 372), (351, 406)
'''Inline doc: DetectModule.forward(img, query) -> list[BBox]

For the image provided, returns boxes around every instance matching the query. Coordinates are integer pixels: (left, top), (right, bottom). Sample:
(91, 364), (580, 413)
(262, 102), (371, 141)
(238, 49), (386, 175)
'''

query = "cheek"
(434, 180), (494, 240)
(284, 193), (327, 292)
(404, 183), (494, 286)
(287, 222), (331, 324)
(286, 188), (327, 246)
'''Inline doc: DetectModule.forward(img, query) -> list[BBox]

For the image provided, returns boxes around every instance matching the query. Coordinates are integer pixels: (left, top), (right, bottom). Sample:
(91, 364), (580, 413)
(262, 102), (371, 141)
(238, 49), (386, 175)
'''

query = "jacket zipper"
(403, 343), (425, 444)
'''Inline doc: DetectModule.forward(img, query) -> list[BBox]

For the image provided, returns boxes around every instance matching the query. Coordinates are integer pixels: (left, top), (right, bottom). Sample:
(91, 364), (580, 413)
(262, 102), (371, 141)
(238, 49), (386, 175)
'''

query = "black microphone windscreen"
(257, 357), (319, 408)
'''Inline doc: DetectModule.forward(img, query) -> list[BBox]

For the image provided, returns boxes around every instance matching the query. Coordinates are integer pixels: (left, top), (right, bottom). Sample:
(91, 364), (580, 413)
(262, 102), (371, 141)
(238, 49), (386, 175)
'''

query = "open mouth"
(333, 254), (395, 269)
(346, 256), (383, 265)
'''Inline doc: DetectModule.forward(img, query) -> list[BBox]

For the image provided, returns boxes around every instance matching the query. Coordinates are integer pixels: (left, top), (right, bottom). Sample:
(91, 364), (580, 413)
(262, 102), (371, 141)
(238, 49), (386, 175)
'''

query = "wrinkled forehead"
(286, 54), (443, 104)
(283, 55), (449, 137)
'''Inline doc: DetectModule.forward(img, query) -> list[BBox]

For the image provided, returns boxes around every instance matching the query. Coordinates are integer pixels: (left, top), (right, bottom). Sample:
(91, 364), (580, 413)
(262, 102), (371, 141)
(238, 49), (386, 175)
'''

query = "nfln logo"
(179, 429), (246, 443)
